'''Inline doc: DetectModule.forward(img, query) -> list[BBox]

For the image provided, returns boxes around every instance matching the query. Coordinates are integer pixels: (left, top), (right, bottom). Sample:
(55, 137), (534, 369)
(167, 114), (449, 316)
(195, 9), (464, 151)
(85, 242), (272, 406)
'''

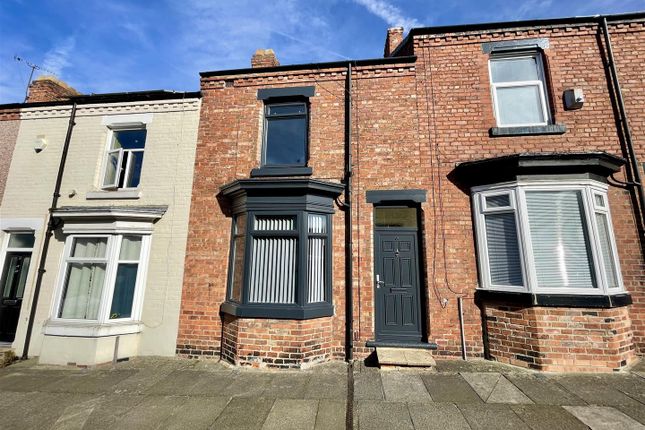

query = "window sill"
(221, 301), (333, 319)
(475, 289), (632, 308)
(43, 319), (143, 337)
(250, 166), (313, 178)
(86, 190), (141, 200)
(489, 124), (567, 137)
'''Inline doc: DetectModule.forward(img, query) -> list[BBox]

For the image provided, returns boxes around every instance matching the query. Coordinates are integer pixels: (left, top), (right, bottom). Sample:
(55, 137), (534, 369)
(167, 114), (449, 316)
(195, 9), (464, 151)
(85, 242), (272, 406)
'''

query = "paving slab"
(110, 366), (175, 395)
(160, 396), (230, 430)
(421, 374), (482, 403)
(564, 406), (645, 430)
(356, 401), (414, 430)
(434, 359), (522, 374)
(81, 394), (148, 429)
(211, 396), (275, 430)
(314, 400), (346, 430)
(304, 373), (347, 400)
(381, 371), (432, 402)
(261, 398), (319, 430)
(378, 348), (436, 367)
(146, 370), (205, 395)
(116, 394), (189, 429)
(554, 375), (643, 407)
(0, 392), (95, 429)
(458, 403), (530, 430)
(0, 369), (71, 392)
(408, 402), (471, 429)
(51, 396), (103, 430)
(225, 372), (274, 397)
(461, 372), (532, 404)
(460, 372), (501, 400)
(189, 372), (235, 396)
(261, 372), (310, 399)
(353, 371), (384, 400)
(605, 374), (645, 404)
(511, 405), (588, 430)
(506, 375), (586, 406)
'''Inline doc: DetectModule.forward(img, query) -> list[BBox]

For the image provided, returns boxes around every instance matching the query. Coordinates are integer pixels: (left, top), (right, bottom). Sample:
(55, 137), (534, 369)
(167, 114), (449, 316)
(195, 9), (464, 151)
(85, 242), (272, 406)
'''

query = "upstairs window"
(489, 53), (550, 127)
(262, 102), (308, 167)
(102, 128), (147, 190)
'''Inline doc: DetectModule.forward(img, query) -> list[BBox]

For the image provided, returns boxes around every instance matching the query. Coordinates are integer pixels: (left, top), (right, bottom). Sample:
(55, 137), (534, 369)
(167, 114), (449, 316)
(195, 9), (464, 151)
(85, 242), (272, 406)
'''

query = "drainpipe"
(344, 62), (354, 362)
(600, 17), (645, 228)
(22, 102), (77, 359)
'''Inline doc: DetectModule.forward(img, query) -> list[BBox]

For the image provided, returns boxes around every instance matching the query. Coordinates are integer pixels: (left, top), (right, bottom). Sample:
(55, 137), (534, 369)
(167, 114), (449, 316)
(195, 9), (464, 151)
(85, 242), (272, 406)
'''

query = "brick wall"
(0, 108), (20, 204)
(25, 76), (79, 103)
(483, 303), (636, 372)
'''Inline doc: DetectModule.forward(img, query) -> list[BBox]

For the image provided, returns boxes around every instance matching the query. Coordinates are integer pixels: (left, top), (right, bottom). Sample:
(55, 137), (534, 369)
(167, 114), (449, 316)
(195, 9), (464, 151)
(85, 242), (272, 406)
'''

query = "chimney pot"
(251, 49), (280, 68)
(384, 27), (404, 57)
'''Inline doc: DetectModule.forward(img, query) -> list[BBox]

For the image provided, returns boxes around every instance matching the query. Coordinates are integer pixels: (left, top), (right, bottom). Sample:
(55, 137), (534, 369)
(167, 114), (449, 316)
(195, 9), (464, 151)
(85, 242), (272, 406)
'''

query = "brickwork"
(0, 108), (20, 204)
(483, 303), (636, 372)
(25, 76), (79, 103)
(179, 17), (645, 371)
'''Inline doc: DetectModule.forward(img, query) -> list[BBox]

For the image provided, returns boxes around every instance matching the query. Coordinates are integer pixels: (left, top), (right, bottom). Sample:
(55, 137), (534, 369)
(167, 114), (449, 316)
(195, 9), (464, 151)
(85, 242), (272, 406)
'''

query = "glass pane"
(496, 85), (545, 125)
(59, 262), (106, 319)
(486, 194), (511, 208)
(248, 237), (297, 304)
(119, 236), (142, 260)
(491, 57), (539, 83)
(484, 212), (523, 286)
(71, 237), (108, 259)
(15, 255), (31, 299)
(596, 213), (619, 288)
(1, 254), (20, 298)
(374, 207), (417, 228)
(268, 104), (306, 116)
(124, 151), (144, 188)
(112, 129), (146, 150)
(526, 191), (596, 289)
(254, 216), (296, 231)
(594, 194), (605, 207)
(8, 233), (35, 248)
(264, 117), (307, 166)
(103, 150), (120, 187)
(308, 214), (327, 234)
(229, 235), (245, 302)
(308, 237), (325, 303)
(110, 263), (138, 319)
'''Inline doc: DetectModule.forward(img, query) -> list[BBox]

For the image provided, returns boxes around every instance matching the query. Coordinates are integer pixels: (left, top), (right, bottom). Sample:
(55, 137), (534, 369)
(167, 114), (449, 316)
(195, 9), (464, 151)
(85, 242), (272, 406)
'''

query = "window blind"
(526, 191), (596, 288)
(484, 212), (523, 286)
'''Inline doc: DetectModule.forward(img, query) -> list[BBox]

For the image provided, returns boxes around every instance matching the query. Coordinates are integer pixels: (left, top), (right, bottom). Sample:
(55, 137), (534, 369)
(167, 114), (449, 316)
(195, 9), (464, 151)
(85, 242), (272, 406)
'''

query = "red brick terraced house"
(177, 12), (645, 372)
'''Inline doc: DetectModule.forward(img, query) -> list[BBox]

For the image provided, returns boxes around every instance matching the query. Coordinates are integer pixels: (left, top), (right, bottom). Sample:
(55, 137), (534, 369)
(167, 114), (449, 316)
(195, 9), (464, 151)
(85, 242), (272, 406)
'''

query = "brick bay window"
(482, 38), (566, 137)
(454, 152), (631, 306)
(44, 206), (165, 337)
(220, 178), (343, 319)
(251, 86), (315, 178)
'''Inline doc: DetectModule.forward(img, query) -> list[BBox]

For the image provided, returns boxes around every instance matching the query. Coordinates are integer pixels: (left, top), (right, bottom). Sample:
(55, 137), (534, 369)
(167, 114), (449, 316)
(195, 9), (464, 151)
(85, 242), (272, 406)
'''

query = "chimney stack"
(384, 27), (404, 57)
(26, 76), (79, 103)
(251, 49), (280, 68)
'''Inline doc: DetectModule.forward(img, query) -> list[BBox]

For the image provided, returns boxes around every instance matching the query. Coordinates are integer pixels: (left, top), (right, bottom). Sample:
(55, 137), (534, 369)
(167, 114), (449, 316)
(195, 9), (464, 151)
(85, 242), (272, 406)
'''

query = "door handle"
(375, 274), (385, 288)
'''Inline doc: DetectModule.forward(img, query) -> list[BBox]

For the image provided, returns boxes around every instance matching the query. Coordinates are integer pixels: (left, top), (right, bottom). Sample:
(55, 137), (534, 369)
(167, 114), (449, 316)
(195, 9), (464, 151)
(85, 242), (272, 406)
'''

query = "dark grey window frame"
(220, 179), (344, 319)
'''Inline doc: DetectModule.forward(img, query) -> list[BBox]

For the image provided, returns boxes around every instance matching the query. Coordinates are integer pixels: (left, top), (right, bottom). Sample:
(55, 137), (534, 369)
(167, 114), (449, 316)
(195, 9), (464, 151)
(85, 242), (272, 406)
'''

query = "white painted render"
(0, 97), (200, 365)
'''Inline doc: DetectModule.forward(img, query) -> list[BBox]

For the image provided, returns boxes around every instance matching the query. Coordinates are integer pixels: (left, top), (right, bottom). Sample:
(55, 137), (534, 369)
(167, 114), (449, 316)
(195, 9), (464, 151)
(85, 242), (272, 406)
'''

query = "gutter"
(344, 62), (354, 362)
(600, 17), (645, 231)
(21, 102), (77, 359)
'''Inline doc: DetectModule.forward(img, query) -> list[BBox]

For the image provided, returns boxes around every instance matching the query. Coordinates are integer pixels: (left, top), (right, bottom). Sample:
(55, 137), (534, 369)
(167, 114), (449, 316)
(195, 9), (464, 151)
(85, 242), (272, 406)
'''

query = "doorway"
(0, 232), (34, 342)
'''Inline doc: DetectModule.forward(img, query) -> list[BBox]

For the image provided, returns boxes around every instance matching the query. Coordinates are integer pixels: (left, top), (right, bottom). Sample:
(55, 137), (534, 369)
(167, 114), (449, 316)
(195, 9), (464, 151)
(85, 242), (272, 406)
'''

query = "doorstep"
(376, 347), (436, 368)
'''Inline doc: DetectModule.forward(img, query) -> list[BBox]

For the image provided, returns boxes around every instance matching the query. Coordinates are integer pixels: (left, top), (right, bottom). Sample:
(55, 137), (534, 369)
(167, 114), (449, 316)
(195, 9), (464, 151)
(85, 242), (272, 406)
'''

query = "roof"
(0, 90), (201, 110)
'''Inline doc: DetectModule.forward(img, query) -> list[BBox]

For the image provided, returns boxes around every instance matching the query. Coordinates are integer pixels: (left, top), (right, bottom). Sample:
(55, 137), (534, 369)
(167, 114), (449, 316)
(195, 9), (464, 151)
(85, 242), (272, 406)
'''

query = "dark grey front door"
(0, 252), (30, 342)
(374, 230), (423, 343)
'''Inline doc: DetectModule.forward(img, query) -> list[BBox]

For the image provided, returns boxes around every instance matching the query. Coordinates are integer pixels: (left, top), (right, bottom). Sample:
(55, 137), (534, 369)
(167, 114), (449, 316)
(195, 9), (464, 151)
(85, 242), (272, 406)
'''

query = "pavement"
(0, 357), (643, 430)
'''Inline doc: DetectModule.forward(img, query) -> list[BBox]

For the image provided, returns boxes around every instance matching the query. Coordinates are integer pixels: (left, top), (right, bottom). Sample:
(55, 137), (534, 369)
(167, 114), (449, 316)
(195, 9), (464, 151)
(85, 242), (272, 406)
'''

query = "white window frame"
(489, 52), (551, 128)
(50, 233), (151, 326)
(100, 126), (147, 191)
(472, 179), (624, 296)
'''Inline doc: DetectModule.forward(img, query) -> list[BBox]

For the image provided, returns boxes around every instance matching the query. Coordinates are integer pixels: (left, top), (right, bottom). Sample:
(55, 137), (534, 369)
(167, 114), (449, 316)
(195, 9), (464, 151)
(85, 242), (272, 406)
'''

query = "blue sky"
(0, 0), (642, 103)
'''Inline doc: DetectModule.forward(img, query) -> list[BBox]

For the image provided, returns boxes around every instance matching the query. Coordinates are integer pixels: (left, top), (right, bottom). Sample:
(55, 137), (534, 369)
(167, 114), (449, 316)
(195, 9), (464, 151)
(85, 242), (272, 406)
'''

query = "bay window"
(473, 181), (623, 295)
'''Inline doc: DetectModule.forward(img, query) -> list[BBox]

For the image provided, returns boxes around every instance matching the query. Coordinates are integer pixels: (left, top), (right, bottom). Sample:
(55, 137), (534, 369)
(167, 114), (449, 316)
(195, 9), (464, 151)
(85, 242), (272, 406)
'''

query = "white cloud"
(41, 36), (76, 77)
(353, 0), (423, 30)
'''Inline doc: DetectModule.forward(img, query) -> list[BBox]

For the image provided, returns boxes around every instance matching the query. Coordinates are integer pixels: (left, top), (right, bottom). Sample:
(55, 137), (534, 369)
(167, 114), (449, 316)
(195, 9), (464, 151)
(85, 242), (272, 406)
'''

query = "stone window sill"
(475, 289), (632, 308)
(489, 124), (567, 137)
(43, 319), (143, 337)
(221, 301), (333, 320)
(250, 166), (312, 178)
(86, 189), (141, 200)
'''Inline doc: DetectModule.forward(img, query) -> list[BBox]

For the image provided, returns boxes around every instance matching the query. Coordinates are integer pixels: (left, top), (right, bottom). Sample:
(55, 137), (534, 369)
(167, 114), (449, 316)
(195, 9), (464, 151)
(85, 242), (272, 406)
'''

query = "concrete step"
(377, 347), (436, 368)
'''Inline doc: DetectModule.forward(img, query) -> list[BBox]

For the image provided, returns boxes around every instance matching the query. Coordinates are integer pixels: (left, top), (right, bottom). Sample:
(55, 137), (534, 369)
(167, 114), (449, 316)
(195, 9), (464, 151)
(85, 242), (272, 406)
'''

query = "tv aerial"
(14, 55), (58, 102)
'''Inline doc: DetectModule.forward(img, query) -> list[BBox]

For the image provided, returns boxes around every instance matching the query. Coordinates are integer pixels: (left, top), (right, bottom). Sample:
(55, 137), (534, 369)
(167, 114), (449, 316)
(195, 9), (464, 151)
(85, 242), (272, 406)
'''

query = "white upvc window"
(53, 234), (150, 323)
(473, 181), (624, 295)
(101, 128), (147, 190)
(489, 52), (550, 127)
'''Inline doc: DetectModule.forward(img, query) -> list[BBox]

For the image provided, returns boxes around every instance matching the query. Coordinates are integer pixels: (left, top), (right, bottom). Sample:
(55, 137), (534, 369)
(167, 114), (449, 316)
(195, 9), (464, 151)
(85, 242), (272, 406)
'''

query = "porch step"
(376, 347), (436, 368)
